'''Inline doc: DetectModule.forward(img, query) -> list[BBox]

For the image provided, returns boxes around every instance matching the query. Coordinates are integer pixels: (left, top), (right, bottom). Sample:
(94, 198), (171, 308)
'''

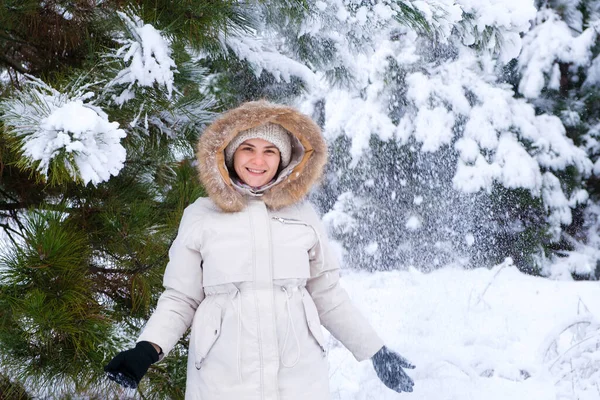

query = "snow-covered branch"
(0, 77), (126, 185)
(106, 11), (177, 106)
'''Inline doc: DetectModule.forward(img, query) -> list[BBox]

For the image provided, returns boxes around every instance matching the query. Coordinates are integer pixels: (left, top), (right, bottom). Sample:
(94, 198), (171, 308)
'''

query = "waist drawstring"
(231, 288), (243, 383)
(206, 283), (304, 376)
(280, 286), (301, 368)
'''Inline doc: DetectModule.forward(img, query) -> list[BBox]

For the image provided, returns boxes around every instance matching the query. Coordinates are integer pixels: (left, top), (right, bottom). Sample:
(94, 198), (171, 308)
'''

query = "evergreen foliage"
(510, 0), (600, 279)
(0, 372), (31, 400)
(290, 0), (597, 277)
(0, 0), (255, 397)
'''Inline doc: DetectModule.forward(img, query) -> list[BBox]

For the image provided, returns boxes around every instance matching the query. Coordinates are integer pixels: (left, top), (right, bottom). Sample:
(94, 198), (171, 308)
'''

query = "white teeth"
(247, 168), (265, 173)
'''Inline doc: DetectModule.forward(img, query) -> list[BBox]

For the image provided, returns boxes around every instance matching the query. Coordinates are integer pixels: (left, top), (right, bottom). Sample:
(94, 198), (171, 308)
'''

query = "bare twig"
(578, 298), (591, 315)
(549, 331), (600, 370)
(474, 260), (511, 306)
(9, 208), (25, 233)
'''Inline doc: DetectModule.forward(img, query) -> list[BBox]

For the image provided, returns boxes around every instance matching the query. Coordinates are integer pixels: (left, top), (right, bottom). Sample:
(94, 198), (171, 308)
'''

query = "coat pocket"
(193, 299), (223, 369)
(300, 289), (327, 356)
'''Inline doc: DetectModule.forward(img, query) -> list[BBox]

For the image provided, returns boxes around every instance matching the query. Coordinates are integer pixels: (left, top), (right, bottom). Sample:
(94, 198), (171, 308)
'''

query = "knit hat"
(225, 123), (292, 168)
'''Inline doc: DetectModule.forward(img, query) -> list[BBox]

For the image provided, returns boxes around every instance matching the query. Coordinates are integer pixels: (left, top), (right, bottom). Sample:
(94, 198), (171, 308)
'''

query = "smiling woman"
(103, 101), (415, 399)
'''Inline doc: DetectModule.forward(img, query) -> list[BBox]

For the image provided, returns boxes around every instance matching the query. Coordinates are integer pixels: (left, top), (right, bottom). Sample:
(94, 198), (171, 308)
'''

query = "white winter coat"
(138, 101), (384, 400)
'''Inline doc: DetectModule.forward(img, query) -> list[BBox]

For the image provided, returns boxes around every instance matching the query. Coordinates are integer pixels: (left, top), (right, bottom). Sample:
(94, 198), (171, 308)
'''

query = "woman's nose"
(252, 155), (266, 165)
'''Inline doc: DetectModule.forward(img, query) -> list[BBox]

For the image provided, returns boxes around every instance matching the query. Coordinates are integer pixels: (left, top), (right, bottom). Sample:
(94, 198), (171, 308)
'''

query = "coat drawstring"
(280, 286), (301, 368)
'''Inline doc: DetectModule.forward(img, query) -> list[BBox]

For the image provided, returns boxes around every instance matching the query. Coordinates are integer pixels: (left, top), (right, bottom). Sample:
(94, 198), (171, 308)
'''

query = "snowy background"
(329, 261), (600, 400)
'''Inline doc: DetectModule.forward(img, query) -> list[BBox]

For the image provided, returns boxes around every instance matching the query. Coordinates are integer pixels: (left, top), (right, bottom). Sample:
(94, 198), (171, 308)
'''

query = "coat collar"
(196, 101), (327, 212)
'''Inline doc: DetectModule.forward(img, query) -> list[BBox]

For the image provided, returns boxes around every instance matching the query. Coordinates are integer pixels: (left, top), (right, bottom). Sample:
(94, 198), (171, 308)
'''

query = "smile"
(247, 168), (266, 174)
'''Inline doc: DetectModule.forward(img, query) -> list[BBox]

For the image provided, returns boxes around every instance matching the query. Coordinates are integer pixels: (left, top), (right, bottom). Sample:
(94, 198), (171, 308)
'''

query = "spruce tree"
(283, 1), (594, 275)
(509, 0), (600, 279)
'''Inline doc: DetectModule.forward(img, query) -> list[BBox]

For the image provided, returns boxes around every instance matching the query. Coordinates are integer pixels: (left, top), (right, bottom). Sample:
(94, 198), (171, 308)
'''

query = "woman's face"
(233, 138), (281, 187)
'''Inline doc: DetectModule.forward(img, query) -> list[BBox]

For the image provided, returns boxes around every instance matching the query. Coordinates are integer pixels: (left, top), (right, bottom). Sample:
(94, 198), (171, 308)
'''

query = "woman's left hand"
(371, 346), (415, 393)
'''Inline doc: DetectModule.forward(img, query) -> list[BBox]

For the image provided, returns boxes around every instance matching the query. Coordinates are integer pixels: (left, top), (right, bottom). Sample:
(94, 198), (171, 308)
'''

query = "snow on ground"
(329, 261), (600, 400)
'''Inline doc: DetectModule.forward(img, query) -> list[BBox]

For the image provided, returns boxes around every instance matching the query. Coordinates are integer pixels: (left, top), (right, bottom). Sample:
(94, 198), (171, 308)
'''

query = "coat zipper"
(265, 206), (280, 400)
(272, 216), (310, 227)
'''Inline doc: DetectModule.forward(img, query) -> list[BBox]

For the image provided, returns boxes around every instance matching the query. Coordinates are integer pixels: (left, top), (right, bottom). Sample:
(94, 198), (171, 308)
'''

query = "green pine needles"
(0, 0), (226, 397)
(0, 210), (112, 393)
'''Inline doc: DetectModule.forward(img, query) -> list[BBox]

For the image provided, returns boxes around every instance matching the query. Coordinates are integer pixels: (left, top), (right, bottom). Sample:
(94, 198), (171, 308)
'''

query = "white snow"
(465, 233), (475, 247)
(545, 203), (600, 278)
(365, 242), (379, 255)
(519, 8), (597, 98)
(323, 192), (360, 235)
(315, 1), (327, 12)
(402, 48), (593, 222)
(328, 262), (600, 400)
(45, 1), (74, 20)
(405, 216), (422, 230)
(413, 106), (455, 152)
(295, 0), (594, 260)
(456, 0), (537, 63)
(0, 78), (127, 185)
(108, 12), (177, 105)
(36, 100), (127, 185)
(223, 35), (318, 89)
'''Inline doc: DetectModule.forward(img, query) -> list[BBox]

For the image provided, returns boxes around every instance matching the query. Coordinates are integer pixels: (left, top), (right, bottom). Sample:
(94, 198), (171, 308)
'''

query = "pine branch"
(0, 29), (45, 50)
(0, 221), (21, 236)
(9, 208), (26, 233)
(0, 201), (25, 211)
(0, 31), (33, 46)
(0, 201), (81, 213)
(0, 222), (21, 246)
(89, 264), (150, 275)
(0, 187), (19, 203)
(0, 54), (27, 74)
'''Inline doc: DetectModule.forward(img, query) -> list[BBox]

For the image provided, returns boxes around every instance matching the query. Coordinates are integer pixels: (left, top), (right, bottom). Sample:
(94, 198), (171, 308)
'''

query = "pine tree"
(0, 0), (258, 397)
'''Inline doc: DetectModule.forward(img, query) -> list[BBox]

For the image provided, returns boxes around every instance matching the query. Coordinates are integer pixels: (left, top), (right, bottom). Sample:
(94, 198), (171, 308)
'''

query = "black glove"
(372, 346), (415, 393)
(104, 341), (160, 389)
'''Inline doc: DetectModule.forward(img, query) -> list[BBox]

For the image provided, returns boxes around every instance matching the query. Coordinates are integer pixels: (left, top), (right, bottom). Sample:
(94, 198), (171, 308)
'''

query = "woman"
(104, 101), (415, 399)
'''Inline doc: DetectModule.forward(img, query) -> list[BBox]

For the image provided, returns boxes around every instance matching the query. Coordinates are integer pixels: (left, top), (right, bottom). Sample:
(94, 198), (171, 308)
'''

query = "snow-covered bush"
(545, 202), (600, 279)
(518, 7), (597, 99)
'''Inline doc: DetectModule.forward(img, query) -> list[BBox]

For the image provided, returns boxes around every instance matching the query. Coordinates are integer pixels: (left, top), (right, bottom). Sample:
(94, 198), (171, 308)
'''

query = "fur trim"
(196, 101), (327, 212)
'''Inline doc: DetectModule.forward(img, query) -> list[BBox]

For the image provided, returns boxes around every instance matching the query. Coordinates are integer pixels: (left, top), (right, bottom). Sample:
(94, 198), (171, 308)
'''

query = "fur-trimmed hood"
(196, 101), (327, 212)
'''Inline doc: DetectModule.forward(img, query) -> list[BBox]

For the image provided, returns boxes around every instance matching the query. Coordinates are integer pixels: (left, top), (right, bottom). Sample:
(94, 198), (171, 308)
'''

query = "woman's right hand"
(104, 341), (160, 389)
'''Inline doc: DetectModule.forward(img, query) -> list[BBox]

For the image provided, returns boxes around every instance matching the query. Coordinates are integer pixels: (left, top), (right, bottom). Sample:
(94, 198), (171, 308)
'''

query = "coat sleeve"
(302, 202), (384, 362)
(137, 202), (205, 358)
